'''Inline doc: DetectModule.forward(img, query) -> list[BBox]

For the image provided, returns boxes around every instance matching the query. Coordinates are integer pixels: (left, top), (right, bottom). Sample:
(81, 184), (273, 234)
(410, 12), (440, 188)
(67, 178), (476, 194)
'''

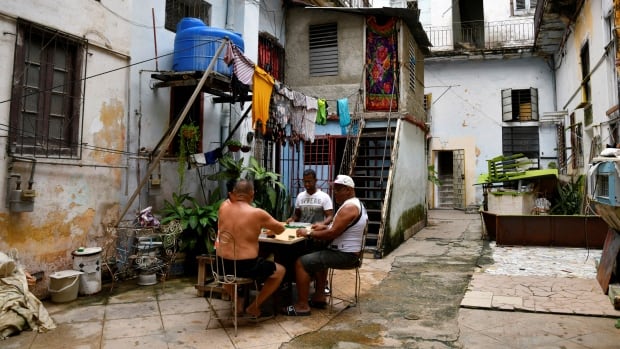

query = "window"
(514, 0), (538, 15)
(9, 20), (85, 158)
(502, 88), (539, 122)
(165, 0), (211, 32)
(304, 138), (329, 165)
(258, 33), (285, 82)
(408, 41), (416, 92)
(424, 94), (432, 112)
(502, 126), (540, 168)
(569, 113), (584, 169)
(309, 23), (338, 77)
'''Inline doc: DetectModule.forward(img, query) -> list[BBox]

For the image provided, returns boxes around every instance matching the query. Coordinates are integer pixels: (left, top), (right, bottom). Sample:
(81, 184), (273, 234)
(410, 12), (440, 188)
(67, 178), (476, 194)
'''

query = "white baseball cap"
(332, 174), (355, 188)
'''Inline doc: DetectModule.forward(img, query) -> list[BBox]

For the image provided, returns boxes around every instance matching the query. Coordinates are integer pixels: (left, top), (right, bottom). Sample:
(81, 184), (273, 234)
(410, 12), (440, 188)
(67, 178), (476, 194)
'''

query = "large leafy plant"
(551, 175), (584, 215)
(245, 156), (289, 220)
(204, 154), (289, 220)
(159, 191), (222, 255)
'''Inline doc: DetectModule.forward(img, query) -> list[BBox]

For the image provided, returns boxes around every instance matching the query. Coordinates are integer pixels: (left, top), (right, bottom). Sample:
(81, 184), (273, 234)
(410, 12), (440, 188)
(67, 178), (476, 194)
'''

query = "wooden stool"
(194, 255), (225, 297)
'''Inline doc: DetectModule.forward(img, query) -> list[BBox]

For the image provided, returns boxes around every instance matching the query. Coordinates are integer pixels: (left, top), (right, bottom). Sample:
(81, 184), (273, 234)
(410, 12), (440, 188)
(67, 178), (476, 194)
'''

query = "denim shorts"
(299, 249), (360, 274)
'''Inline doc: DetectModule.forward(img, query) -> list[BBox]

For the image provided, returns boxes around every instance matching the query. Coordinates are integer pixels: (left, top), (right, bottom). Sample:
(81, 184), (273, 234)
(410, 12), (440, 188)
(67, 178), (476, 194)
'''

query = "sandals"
(308, 299), (328, 309)
(281, 305), (311, 316)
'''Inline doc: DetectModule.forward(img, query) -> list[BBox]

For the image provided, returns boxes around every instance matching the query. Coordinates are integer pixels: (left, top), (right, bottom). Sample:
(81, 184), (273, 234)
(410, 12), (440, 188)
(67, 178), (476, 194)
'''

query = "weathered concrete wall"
(0, 0), (130, 296)
(425, 57), (555, 205)
(554, 0), (616, 176)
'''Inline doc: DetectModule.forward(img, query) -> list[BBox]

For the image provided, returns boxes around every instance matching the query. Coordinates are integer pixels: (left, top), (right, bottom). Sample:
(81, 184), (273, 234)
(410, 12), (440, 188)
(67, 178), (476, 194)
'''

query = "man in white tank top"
(282, 175), (368, 316)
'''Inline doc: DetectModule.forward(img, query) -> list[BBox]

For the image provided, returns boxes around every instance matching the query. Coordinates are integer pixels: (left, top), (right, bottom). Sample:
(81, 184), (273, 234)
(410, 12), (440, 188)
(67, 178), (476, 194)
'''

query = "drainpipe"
(221, 103), (231, 147)
(225, 0), (235, 31)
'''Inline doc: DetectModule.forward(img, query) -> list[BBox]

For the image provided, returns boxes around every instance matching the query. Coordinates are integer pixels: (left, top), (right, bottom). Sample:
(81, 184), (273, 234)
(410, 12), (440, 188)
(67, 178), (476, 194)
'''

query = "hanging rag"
(224, 43), (255, 86)
(252, 66), (275, 134)
(304, 96), (318, 143)
(316, 98), (327, 125)
(337, 98), (351, 135)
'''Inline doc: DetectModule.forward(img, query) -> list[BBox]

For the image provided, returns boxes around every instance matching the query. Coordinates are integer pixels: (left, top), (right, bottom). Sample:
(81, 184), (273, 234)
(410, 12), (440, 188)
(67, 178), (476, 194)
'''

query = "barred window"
(165, 0), (211, 32)
(9, 20), (86, 158)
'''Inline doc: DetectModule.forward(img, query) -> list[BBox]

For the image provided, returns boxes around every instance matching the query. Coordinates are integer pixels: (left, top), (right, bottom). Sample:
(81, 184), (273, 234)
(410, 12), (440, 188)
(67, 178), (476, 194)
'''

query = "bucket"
(72, 247), (102, 295)
(172, 17), (245, 75)
(49, 270), (82, 303)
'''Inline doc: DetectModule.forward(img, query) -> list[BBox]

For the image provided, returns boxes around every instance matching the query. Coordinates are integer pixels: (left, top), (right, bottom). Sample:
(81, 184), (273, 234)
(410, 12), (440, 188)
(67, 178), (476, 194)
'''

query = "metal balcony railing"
(424, 19), (535, 52)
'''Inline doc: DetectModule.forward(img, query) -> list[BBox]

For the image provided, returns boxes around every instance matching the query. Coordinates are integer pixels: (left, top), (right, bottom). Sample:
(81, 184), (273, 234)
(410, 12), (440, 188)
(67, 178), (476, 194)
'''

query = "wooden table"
(258, 228), (306, 245)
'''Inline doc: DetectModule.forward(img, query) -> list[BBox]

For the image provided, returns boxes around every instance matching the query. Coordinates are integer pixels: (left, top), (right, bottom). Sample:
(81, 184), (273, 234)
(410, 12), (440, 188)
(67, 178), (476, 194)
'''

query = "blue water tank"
(172, 18), (245, 76)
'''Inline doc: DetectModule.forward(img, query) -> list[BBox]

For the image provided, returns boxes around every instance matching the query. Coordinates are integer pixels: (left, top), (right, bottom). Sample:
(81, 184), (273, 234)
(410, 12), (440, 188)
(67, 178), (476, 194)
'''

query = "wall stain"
(383, 204), (426, 255)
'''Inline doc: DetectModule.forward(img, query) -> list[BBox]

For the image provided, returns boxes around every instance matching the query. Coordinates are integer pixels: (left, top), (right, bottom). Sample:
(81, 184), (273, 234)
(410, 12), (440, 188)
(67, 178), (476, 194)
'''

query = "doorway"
(435, 150), (465, 209)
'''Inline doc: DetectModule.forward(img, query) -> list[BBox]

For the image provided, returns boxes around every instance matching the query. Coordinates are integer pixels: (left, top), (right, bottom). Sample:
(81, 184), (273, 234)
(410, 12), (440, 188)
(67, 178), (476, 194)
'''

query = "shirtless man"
(217, 179), (286, 319)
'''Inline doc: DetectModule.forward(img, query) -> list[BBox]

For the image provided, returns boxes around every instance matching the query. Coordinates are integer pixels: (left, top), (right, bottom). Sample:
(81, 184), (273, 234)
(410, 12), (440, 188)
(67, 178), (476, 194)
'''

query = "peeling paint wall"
(0, 1), (130, 297)
(426, 58), (555, 205)
(553, 0), (617, 176)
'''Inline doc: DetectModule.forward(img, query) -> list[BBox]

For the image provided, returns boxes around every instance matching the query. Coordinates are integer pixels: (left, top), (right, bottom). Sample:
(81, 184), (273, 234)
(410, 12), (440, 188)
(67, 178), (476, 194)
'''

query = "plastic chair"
(206, 231), (257, 336)
(327, 222), (368, 313)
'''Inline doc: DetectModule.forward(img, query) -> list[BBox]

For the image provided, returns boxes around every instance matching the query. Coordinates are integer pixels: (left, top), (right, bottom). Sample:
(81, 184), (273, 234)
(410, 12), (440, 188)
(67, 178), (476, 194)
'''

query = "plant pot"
(241, 145), (252, 153)
(227, 145), (241, 152)
(182, 129), (197, 139)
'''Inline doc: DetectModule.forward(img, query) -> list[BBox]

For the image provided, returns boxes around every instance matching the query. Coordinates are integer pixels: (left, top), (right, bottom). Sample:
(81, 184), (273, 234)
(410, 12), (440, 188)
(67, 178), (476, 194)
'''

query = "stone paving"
(3, 210), (619, 348)
(462, 243), (620, 317)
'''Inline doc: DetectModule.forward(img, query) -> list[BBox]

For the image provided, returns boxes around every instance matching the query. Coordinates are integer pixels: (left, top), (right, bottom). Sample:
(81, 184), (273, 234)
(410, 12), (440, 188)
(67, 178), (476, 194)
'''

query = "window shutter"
(530, 87), (538, 121)
(502, 89), (513, 121)
(530, 0), (538, 9)
(309, 23), (338, 76)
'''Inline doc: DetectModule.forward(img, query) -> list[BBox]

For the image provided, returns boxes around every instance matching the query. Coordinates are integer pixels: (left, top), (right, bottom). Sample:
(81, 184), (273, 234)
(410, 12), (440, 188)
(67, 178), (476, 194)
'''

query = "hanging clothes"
(291, 91), (306, 139)
(304, 96), (318, 143)
(338, 98), (351, 135)
(316, 98), (327, 125)
(224, 43), (255, 86)
(252, 66), (275, 134)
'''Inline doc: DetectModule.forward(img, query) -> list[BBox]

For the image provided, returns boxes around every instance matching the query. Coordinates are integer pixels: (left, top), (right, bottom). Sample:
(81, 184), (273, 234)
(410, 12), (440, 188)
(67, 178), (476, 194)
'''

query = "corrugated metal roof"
(305, 7), (432, 54)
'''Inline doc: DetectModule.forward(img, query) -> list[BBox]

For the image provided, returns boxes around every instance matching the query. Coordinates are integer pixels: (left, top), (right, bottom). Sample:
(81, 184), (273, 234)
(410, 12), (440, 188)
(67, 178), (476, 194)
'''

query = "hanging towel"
(304, 96), (318, 143)
(252, 66), (275, 134)
(337, 98), (351, 135)
(316, 98), (327, 125)
(224, 43), (255, 86)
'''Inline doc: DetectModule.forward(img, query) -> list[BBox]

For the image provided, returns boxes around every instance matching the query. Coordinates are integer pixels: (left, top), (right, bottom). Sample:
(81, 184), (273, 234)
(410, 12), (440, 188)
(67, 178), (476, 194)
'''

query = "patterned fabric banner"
(366, 16), (398, 111)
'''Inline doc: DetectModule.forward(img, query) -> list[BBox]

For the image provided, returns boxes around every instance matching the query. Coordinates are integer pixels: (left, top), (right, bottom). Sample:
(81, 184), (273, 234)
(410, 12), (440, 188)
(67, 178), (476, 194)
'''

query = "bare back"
(217, 200), (284, 260)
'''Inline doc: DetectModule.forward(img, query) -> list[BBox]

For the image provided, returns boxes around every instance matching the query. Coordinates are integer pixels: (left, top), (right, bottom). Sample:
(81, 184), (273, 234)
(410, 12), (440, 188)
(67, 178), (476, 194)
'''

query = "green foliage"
(427, 165), (442, 186)
(245, 156), (288, 220)
(205, 154), (245, 181)
(178, 123), (200, 189)
(225, 139), (242, 147)
(550, 175), (584, 215)
(203, 154), (289, 220)
(159, 191), (223, 255)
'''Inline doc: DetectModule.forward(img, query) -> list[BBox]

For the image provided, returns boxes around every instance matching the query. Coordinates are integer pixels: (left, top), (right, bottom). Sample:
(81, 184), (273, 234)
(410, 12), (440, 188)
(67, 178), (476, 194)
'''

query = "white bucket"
(49, 270), (82, 303)
(72, 247), (102, 295)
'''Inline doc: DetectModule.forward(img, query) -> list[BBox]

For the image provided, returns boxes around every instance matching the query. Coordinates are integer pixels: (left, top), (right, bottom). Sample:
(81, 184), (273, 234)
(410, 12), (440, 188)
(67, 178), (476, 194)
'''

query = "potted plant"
(245, 156), (289, 220)
(225, 139), (242, 152)
(205, 154), (246, 182)
(159, 191), (223, 274)
(178, 123), (200, 188)
(241, 145), (252, 153)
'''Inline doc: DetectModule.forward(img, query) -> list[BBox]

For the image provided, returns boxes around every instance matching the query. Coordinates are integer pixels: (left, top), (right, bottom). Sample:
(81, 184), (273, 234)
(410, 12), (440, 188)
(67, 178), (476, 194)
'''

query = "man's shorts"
(299, 249), (360, 274)
(218, 257), (276, 283)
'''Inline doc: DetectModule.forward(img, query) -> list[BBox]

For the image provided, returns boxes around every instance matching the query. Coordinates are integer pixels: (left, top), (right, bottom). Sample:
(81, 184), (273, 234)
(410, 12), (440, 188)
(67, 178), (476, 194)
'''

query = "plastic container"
(172, 17), (245, 76)
(49, 270), (82, 303)
(72, 247), (102, 295)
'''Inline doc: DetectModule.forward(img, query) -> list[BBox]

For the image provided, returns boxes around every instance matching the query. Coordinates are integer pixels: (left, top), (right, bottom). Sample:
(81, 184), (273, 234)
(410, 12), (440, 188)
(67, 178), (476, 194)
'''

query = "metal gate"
(453, 149), (465, 209)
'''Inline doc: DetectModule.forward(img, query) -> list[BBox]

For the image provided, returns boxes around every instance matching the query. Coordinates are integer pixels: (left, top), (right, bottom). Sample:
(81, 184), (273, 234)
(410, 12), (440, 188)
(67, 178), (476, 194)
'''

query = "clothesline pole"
(114, 39), (230, 227)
